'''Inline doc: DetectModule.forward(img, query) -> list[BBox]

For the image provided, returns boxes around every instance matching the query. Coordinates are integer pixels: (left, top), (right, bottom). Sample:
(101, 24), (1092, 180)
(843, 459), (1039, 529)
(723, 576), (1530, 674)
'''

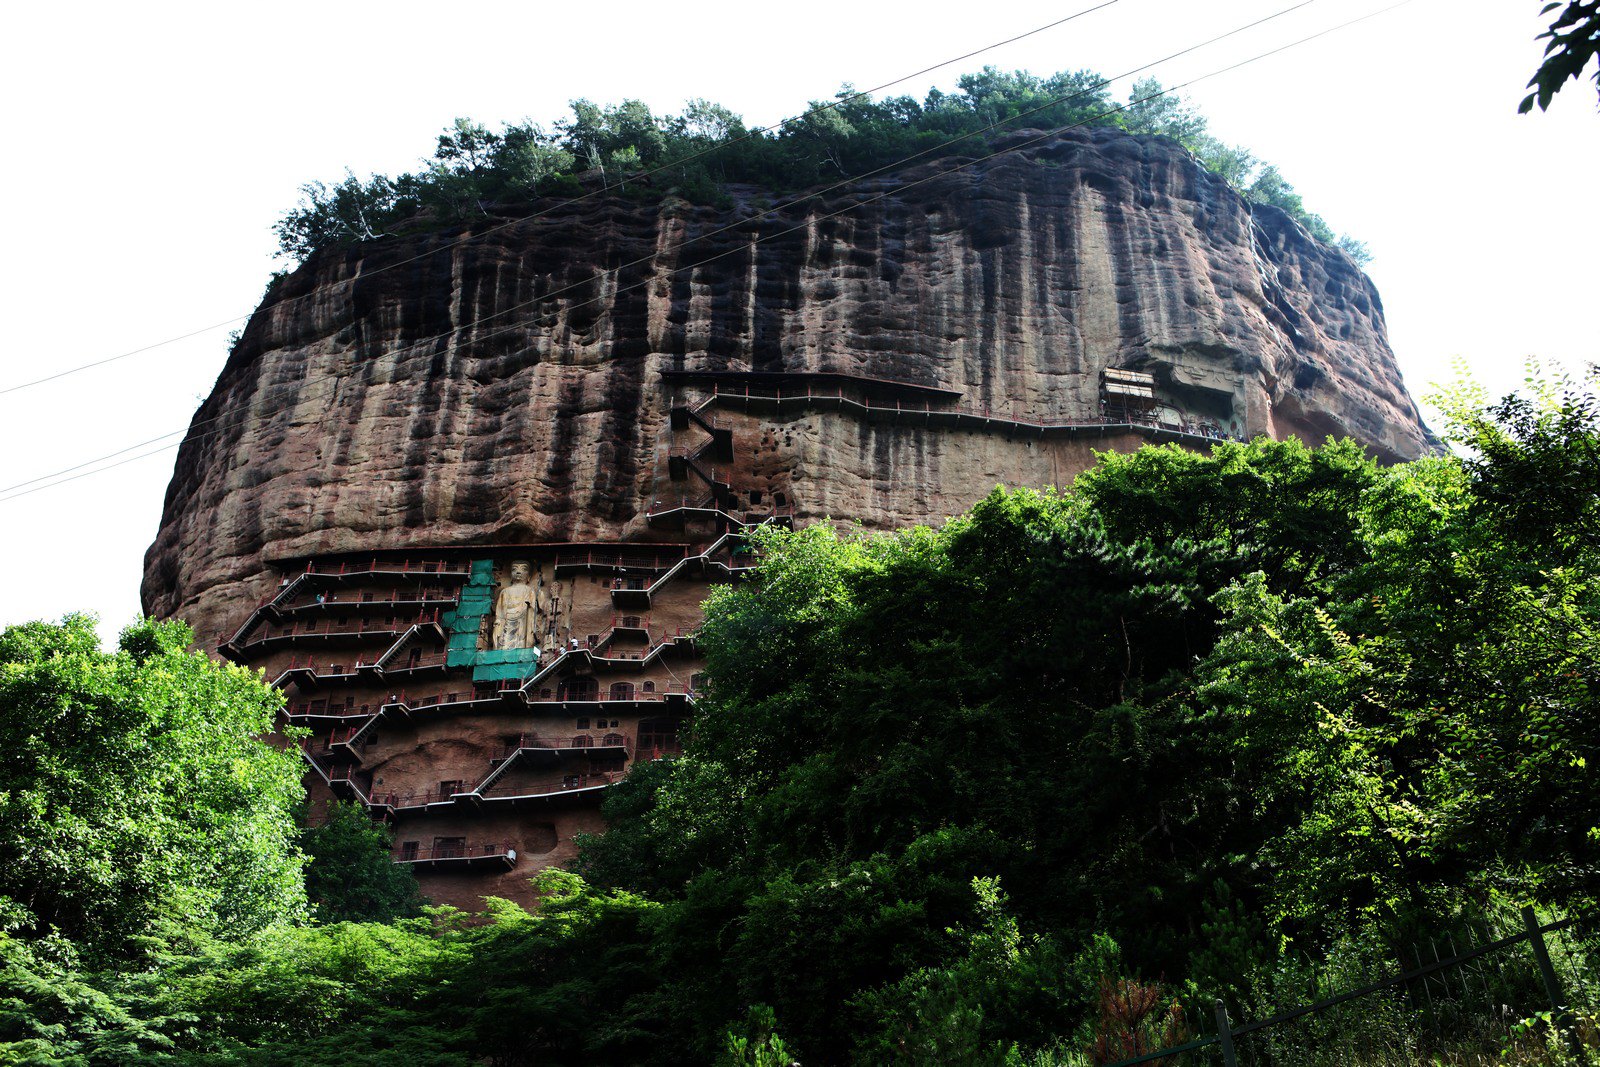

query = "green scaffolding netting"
(471, 661), (537, 684)
(435, 559), (541, 680)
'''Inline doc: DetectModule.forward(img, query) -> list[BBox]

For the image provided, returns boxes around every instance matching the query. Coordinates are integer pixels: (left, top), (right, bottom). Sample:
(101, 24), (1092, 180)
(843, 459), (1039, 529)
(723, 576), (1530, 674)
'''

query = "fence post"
(1213, 1000), (1239, 1067)
(1521, 905), (1583, 1060)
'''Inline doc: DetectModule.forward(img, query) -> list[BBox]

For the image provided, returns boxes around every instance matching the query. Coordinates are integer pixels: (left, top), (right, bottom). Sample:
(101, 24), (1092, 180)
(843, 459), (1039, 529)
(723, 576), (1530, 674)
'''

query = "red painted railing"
(381, 648), (450, 673)
(394, 841), (513, 862)
(707, 384), (1242, 442)
(372, 787), (459, 809)
(302, 733), (364, 756)
(498, 733), (630, 760)
(281, 655), (375, 673)
(482, 770), (623, 799)
(242, 610), (442, 649)
(551, 548), (689, 571)
(277, 590), (459, 612)
(325, 726), (366, 747)
(381, 684), (515, 709)
(305, 558), (467, 576)
(524, 682), (696, 703)
(286, 702), (379, 719)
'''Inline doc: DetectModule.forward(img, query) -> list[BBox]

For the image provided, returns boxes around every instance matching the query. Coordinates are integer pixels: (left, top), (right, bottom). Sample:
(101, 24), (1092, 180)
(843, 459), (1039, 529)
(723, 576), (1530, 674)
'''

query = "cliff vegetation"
(274, 69), (1371, 267)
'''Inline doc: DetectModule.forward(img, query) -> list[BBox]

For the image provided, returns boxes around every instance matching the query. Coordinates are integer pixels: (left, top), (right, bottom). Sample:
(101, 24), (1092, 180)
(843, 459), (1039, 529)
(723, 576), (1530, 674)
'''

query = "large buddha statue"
(492, 560), (536, 650)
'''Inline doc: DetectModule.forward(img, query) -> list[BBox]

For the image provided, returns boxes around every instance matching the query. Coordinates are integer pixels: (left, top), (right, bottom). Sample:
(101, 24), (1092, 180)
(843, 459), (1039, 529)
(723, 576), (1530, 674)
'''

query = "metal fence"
(1106, 907), (1597, 1067)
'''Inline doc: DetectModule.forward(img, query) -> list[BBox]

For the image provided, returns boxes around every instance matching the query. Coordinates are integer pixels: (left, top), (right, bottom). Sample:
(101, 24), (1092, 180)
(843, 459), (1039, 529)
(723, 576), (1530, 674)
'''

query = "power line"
(0, 427), (188, 495)
(0, 0), (1320, 502)
(0, 1), (1120, 397)
(0, 0), (1337, 504)
(0, 0), (1409, 507)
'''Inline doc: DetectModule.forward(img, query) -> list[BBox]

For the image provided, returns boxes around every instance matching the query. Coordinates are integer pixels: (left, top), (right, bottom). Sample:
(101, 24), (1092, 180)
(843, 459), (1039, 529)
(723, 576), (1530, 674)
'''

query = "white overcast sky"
(0, 0), (1595, 644)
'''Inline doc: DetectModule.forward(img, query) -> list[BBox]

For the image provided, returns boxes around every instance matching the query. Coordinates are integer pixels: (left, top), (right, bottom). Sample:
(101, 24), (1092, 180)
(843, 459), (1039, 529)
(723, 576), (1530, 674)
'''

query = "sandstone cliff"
(143, 126), (1435, 641)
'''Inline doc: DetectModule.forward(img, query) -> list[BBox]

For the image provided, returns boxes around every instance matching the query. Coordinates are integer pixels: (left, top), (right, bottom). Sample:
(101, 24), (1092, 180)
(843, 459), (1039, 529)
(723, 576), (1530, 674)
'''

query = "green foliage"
(719, 1005), (799, 1067)
(1, 872), (662, 1065)
(574, 393), (1600, 1058)
(0, 616), (306, 964)
(849, 878), (1081, 1066)
(298, 801), (424, 923)
(0, 931), (174, 1065)
(576, 443), (1407, 1060)
(1120, 76), (1208, 143)
(272, 170), (404, 263)
(275, 70), (1362, 266)
(1503, 1008), (1600, 1065)
(1521, 1), (1600, 113)
(11, 373), (1600, 1061)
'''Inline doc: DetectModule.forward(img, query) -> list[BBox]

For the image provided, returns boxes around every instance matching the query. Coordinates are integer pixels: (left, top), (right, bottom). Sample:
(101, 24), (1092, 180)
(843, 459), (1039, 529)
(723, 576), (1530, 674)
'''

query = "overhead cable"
(0, 0), (1119, 396)
(1, 0), (1415, 506)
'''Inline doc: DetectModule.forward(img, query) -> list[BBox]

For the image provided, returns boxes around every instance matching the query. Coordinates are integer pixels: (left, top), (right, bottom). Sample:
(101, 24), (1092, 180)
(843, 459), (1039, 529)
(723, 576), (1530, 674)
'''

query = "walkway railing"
(480, 770), (623, 800)
(522, 685), (693, 704)
(381, 687), (516, 713)
(521, 632), (696, 689)
(320, 725), (367, 749)
(286, 698), (380, 719)
(275, 657), (366, 680)
(305, 558), (467, 577)
(708, 384), (1242, 444)
(393, 841), (515, 863)
(380, 649), (451, 674)
(552, 548), (688, 572)
(496, 733), (631, 760)
(608, 526), (768, 609)
(238, 609), (442, 649)
(275, 590), (459, 613)
(371, 787), (460, 809)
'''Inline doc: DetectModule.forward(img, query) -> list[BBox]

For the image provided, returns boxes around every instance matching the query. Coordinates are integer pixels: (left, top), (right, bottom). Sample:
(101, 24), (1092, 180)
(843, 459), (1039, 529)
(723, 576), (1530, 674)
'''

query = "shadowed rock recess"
(143, 127), (1435, 907)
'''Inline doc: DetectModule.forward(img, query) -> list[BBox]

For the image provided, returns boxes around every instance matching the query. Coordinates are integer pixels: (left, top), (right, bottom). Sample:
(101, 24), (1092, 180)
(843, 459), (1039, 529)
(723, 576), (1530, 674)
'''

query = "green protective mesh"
(471, 661), (538, 683)
(473, 649), (538, 667)
(443, 560), (497, 640)
(436, 559), (540, 679)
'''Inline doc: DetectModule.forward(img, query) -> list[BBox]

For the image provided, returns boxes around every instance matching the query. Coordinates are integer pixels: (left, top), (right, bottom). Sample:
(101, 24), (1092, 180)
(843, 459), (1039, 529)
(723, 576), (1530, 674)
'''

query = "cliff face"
(143, 126), (1434, 641)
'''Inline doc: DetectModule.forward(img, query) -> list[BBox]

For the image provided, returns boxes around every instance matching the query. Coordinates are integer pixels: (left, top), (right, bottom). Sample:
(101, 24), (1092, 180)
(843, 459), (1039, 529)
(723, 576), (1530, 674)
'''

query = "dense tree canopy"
(0, 616), (307, 963)
(4, 376), (1599, 1063)
(571, 384), (1600, 1060)
(299, 801), (425, 924)
(275, 69), (1369, 267)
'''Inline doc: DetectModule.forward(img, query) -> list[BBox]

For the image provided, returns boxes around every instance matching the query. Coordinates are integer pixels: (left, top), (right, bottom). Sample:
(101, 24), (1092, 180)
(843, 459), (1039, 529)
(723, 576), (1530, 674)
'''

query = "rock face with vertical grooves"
(142, 125), (1434, 646)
